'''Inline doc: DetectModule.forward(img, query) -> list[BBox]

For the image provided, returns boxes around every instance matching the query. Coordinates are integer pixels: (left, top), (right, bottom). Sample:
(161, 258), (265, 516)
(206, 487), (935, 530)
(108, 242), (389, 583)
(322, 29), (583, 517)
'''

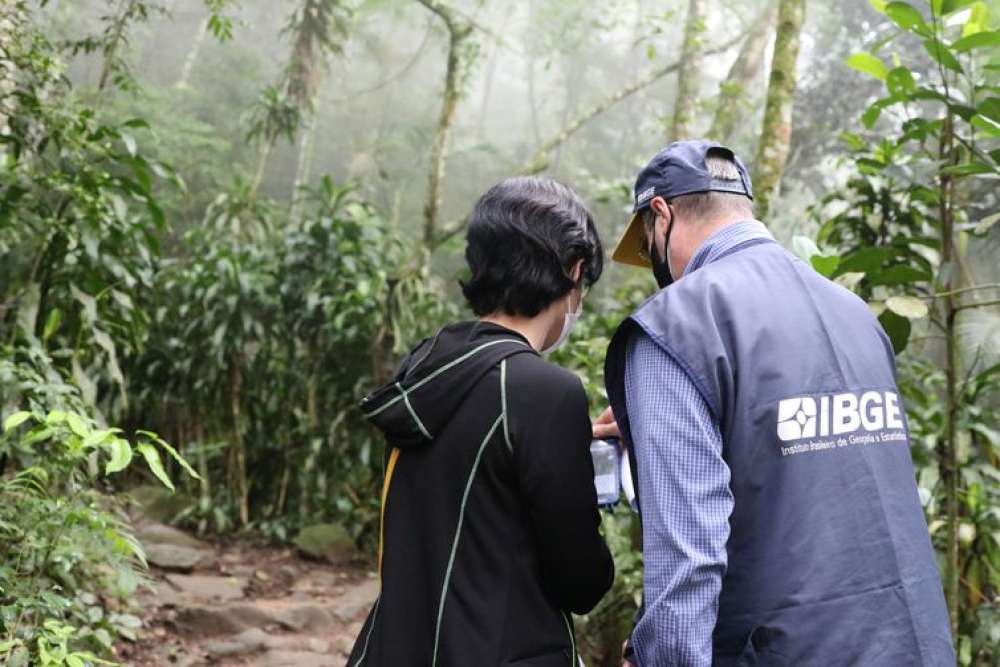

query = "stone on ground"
(173, 602), (275, 638)
(261, 650), (340, 667)
(164, 574), (245, 603)
(331, 577), (379, 624)
(203, 627), (270, 658)
(144, 543), (214, 572)
(293, 523), (355, 564)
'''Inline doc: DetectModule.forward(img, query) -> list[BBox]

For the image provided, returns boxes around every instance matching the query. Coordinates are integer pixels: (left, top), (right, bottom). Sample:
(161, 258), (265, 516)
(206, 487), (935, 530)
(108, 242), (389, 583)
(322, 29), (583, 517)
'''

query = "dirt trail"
(118, 521), (376, 667)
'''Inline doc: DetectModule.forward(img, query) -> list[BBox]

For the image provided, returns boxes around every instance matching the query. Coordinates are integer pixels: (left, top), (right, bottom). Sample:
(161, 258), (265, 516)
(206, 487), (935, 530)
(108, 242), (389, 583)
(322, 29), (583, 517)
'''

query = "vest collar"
(684, 220), (773, 276)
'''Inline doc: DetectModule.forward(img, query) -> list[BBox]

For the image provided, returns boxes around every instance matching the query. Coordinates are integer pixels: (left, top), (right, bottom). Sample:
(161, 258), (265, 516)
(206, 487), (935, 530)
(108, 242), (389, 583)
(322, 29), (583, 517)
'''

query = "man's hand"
(593, 406), (621, 440)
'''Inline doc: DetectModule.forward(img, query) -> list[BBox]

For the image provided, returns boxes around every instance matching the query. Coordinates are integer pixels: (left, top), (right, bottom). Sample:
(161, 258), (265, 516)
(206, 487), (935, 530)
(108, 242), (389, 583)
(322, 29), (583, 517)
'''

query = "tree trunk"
(416, 0), (474, 249)
(709, 2), (776, 143)
(751, 0), (805, 219)
(229, 359), (249, 526)
(428, 30), (746, 248)
(938, 112), (960, 637)
(0, 5), (17, 153)
(175, 16), (209, 88)
(97, 0), (137, 93)
(668, 0), (706, 141)
(290, 115), (317, 221)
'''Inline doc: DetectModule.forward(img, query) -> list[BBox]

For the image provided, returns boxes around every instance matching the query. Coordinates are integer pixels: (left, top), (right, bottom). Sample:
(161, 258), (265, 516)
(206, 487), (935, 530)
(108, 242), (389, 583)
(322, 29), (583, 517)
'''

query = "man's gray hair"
(640, 150), (754, 227)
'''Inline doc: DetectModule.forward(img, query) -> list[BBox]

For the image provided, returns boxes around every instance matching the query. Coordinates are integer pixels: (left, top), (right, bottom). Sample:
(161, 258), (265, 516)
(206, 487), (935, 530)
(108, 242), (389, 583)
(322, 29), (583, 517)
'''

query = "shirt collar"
(683, 220), (773, 276)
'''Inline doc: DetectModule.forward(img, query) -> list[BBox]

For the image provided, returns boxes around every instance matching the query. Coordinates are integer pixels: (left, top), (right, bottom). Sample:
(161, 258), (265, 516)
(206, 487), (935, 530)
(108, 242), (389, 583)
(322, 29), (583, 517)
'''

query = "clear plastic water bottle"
(590, 438), (621, 508)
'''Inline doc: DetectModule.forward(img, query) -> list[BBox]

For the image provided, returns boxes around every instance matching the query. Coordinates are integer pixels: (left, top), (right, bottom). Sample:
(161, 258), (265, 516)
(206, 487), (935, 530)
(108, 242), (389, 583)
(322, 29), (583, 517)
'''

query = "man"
(597, 140), (954, 666)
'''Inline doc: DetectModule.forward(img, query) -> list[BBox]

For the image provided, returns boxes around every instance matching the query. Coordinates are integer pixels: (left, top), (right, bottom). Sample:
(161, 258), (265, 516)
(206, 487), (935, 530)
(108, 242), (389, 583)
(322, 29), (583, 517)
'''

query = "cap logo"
(636, 186), (655, 206)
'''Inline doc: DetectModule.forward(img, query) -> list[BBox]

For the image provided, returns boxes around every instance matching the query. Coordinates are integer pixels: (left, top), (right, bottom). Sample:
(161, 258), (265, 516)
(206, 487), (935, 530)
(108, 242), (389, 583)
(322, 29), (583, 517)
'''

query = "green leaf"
(962, 0), (989, 36)
(42, 308), (62, 342)
(886, 295), (930, 318)
(811, 255), (841, 277)
(105, 439), (133, 475)
(885, 2), (931, 35)
(137, 443), (175, 491)
(939, 162), (995, 176)
(121, 132), (137, 156)
(923, 37), (963, 72)
(973, 211), (1000, 234)
(65, 412), (89, 438)
(879, 309), (912, 354)
(137, 430), (201, 480)
(847, 52), (889, 80)
(971, 114), (1000, 137)
(951, 30), (1000, 51)
(792, 235), (821, 261)
(870, 0), (888, 12)
(886, 67), (917, 96)
(3, 411), (32, 431)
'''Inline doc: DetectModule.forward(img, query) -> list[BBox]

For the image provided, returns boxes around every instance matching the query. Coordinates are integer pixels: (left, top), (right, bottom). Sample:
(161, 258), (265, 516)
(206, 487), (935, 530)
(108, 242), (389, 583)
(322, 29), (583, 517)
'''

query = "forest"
(0, 0), (998, 665)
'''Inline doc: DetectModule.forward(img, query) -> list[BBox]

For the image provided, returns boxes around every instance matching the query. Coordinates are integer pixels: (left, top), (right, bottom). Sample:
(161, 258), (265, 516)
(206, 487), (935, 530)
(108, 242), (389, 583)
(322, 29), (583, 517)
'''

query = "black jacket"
(348, 321), (614, 667)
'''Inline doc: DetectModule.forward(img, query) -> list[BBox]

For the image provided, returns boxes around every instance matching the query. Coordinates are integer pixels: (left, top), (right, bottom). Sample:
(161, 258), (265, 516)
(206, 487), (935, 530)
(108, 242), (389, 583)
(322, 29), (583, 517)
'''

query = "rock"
(164, 574), (245, 603)
(135, 522), (211, 551)
(333, 636), (354, 658)
(173, 603), (275, 638)
(293, 524), (355, 564)
(261, 650), (339, 667)
(272, 603), (334, 632)
(129, 485), (190, 524)
(203, 628), (270, 657)
(145, 544), (214, 573)
(331, 578), (379, 624)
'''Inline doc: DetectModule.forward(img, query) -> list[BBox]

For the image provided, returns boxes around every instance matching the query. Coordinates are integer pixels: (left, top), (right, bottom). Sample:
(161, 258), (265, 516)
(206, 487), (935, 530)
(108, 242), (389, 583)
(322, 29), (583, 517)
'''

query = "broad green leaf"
(923, 37), (963, 72)
(137, 430), (201, 480)
(105, 439), (133, 475)
(879, 309), (912, 354)
(65, 412), (89, 438)
(870, 0), (888, 12)
(971, 114), (1000, 137)
(3, 411), (32, 431)
(886, 66), (917, 96)
(951, 29), (1000, 51)
(886, 295), (929, 318)
(847, 52), (889, 80)
(811, 255), (840, 277)
(885, 2), (931, 35)
(137, 443), (175, 491)
(121, 133), (137, 156)
(962, 0), (989, 36)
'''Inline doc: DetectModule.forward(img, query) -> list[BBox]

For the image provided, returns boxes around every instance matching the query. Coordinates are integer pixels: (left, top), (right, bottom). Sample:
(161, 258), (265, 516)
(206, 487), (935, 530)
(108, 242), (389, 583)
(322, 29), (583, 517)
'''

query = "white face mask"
(541, 291), (582, 354)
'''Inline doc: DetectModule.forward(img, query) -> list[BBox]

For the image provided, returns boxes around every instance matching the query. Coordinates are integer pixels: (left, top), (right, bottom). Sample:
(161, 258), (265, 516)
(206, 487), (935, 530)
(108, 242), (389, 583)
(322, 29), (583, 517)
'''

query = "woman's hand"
(592, 406), (621, 440)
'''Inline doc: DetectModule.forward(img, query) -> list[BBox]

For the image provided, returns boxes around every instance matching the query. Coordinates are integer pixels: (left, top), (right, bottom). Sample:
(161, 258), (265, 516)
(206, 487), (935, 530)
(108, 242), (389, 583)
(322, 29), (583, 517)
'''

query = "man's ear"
(649, 196), (670, 221)
(570, 259), (584, 283)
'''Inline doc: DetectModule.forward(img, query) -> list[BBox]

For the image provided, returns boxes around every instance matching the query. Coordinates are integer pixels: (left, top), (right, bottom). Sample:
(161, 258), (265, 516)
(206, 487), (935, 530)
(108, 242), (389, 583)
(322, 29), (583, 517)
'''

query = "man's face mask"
(643, 206), (675, 289)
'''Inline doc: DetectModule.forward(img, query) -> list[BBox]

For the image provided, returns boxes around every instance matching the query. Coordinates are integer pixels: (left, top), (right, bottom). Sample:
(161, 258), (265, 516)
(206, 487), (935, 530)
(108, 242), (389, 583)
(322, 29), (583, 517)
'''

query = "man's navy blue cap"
(613, 139), (754, 267)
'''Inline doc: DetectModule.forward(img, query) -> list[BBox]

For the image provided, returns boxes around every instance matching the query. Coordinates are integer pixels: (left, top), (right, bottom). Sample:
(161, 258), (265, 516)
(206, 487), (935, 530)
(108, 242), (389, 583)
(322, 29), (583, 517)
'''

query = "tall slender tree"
(415, 0), (476, 249)
(709, 2), (776, 144)
(248, 0), (350, 199)
(669, 0), (705, 140)
(751, 0), (806, 219)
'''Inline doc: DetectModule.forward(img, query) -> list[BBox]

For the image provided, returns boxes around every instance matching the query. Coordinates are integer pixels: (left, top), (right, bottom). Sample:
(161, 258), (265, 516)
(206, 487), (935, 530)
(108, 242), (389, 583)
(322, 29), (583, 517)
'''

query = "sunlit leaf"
(105, 439), (133, 475)
(923, 37), (963, 72)
(847, 52), (889, 80)
(137, 443), (174, 491)
(887, 295), (930, 318)
(951, 29), (1000, 51)
(3, 411), (32, 432)
(885, 2), (931, 35)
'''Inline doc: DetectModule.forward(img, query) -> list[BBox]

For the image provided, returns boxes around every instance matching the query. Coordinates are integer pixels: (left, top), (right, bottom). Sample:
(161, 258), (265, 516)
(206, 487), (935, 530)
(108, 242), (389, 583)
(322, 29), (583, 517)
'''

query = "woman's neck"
(481, 312), (551, 352)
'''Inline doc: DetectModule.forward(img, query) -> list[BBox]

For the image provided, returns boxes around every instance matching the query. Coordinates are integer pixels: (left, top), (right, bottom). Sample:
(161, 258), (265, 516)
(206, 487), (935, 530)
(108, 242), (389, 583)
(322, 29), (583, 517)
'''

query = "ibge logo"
(776, 391), (905, 442)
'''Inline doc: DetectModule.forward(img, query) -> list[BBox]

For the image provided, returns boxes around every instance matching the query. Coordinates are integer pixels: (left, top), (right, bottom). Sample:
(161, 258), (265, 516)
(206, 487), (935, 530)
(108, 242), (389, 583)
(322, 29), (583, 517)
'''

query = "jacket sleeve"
(506, 358), (615, 614)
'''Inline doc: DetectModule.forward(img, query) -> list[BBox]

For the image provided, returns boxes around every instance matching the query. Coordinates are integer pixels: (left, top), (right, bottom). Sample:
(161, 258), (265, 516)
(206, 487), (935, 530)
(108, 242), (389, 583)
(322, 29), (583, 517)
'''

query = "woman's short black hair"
(461, 176), (604, 318)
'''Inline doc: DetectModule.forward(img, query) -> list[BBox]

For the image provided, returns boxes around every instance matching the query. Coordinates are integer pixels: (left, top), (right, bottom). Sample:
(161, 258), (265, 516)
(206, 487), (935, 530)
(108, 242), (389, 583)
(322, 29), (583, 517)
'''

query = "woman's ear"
(570, 259), (584, 284)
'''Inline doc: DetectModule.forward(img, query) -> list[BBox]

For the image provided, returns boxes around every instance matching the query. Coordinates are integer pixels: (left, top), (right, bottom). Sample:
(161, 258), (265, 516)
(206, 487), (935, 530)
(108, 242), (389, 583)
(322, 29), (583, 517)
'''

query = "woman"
(348, 176), (614, 666)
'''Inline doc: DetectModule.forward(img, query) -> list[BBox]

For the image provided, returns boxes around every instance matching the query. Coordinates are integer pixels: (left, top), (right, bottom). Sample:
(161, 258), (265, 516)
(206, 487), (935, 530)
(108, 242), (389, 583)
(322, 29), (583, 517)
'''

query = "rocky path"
(117, 521), (377, 666)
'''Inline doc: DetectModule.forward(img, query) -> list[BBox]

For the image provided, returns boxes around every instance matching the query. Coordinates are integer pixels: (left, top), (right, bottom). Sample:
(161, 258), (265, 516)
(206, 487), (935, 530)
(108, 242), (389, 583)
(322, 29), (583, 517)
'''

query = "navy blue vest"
(605, 240), (954, 666)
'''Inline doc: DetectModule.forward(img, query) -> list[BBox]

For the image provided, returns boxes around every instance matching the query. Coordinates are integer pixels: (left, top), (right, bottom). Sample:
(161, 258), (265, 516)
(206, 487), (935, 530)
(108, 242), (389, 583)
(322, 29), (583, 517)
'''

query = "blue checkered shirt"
(624, 221), (773, 667)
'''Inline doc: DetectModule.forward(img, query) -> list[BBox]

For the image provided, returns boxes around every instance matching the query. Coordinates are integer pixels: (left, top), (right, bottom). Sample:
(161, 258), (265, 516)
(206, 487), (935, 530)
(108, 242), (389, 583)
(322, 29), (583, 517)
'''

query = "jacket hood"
(359, 321), (535, 450)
